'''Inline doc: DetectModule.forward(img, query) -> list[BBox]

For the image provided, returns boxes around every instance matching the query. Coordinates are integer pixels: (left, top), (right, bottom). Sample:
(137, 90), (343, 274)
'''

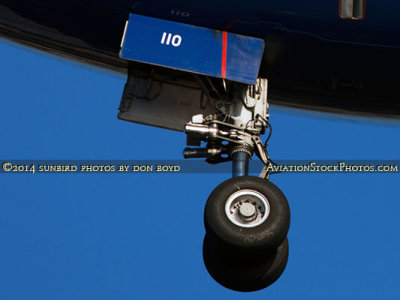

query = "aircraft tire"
(204, 176), (290, 255)
(203, 234), (289, 292)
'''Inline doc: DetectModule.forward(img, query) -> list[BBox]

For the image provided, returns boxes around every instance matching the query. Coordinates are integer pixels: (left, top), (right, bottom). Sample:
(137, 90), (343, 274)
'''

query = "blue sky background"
(0, 38), (399, 300)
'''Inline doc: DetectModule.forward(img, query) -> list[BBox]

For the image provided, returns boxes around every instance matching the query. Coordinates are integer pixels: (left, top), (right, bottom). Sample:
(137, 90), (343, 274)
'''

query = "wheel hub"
(225, 189), (270, 228)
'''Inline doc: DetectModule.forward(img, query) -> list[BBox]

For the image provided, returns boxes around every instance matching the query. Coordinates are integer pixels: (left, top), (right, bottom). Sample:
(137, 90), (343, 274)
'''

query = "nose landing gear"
(184, 79), (290, 291)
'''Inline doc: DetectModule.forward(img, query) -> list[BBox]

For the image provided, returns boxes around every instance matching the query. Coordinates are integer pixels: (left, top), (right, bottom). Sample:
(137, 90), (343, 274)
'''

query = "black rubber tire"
(203, 234), (289, 292)
(204, 176), (290, 254)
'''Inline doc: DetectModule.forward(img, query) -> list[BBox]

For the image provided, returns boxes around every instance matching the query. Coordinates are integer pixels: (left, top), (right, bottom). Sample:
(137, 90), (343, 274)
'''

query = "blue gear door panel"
(120, 13), (265, 85)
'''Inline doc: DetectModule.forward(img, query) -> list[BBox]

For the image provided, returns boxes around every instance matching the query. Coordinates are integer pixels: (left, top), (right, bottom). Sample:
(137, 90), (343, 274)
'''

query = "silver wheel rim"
(225, 189), (270, 228)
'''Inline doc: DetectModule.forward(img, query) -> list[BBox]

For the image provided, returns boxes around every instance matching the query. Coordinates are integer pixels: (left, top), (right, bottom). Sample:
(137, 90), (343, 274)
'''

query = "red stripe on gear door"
(221, 31), (227, 78)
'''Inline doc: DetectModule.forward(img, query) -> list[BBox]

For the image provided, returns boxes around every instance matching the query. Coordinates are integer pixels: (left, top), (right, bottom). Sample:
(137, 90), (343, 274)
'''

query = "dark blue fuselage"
(0, 0), (399, 117)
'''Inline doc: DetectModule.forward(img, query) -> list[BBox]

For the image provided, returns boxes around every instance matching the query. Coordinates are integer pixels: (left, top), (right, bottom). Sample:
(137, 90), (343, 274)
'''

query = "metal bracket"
(184, 78), (274, 178)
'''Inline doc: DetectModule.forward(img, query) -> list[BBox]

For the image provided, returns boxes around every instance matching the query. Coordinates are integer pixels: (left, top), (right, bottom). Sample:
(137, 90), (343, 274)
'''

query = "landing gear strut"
(184, 79), (290, 291)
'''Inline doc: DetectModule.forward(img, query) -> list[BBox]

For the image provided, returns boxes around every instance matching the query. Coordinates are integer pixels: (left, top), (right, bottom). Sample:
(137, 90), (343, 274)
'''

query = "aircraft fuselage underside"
(0, 0), (399, 117)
